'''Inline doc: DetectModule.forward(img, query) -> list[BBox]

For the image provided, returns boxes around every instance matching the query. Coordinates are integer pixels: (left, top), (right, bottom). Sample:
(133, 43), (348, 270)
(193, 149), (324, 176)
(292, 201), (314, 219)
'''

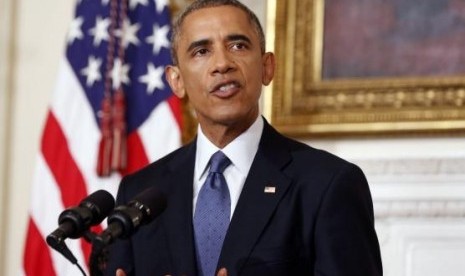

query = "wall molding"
(355, 157), (465, 177)
(352, 158), (465, 218)
(374, 200), (465, 218)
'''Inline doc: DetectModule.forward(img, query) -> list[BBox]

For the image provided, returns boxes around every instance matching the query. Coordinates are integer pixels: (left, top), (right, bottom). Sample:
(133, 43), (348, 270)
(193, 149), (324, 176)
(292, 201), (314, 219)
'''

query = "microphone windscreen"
(80, 190), (115, 224)
(129, 187), (167, 222)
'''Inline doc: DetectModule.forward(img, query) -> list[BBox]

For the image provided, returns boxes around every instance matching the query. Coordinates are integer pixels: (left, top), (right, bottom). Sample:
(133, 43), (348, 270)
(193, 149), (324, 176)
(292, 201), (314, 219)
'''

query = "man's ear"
(262, 52), (275, 86)
(165, 65), (185, 98)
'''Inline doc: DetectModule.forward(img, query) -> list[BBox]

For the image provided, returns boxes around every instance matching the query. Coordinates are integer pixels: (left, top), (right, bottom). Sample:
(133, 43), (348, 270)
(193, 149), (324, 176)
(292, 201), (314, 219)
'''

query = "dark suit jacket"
(105, 120), (382, 276)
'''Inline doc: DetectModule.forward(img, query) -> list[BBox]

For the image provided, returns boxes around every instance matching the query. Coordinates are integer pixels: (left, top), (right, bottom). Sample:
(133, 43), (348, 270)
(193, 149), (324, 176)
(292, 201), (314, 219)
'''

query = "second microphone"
(93, 186), (167, 251)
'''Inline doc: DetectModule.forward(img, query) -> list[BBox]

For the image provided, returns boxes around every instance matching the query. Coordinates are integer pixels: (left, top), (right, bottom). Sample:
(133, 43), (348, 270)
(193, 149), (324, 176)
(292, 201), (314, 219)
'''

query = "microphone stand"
(46, 236), (87, 276)
(85, 231), (109, 276)
(47, 229), (108, 276)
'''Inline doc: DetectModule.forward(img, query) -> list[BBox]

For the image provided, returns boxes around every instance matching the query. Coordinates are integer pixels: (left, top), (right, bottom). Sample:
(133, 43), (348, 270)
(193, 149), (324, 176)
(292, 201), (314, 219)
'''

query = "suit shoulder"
(262, 122), (360, 173)
(117, 144), (194, 199)
(279, 133), (361, 174)
(138, 145), (191, 174)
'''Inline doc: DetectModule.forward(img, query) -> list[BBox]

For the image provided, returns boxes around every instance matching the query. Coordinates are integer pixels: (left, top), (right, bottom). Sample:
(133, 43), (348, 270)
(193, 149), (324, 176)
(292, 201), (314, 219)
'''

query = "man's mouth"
(211, 81), (240, 96)
(219, 83), (237, 92)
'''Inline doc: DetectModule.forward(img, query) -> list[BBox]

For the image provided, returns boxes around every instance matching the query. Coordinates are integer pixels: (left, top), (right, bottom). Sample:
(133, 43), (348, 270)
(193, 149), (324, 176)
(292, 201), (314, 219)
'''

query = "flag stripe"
(23, 218), (57, 276)
(121, 131), (149, 175)
(138, 100), (182, 162)
(41, 111), (88, 208)
(29, 154), (87, 275)
(42, 110), (106, 268)
(39, 114), (94, 270)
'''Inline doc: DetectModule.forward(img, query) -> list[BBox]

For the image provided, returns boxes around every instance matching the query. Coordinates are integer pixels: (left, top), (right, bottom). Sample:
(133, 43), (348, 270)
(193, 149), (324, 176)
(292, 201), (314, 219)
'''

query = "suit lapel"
(162, 142), (198, 275)
(218, 121), (292, 273)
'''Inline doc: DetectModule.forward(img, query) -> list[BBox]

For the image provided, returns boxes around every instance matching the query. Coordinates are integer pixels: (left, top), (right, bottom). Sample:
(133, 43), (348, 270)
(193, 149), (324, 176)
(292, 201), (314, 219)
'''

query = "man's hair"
(170, 0), (266, 65)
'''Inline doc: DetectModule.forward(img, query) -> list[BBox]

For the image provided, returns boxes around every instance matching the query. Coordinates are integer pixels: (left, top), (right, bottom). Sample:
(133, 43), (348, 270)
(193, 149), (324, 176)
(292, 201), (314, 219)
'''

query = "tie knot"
(209, 151), (231, 174)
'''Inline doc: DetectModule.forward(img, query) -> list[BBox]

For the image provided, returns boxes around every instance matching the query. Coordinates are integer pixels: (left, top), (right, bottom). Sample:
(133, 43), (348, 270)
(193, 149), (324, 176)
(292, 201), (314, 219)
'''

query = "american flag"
(22, 0), (181, 274)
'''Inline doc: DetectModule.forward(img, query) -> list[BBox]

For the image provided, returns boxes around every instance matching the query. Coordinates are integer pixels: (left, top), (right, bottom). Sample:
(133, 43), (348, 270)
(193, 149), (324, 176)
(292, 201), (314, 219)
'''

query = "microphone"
(93, 187), (167, 250)
(46, 189), (115, 249)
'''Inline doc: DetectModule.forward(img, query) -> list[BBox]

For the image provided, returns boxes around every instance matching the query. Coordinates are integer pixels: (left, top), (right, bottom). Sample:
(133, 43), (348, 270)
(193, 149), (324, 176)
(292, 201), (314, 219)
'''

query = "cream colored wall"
(1, 1), (464, 276)
(0, 0), (14, 272)
(0, 0), (74, 275)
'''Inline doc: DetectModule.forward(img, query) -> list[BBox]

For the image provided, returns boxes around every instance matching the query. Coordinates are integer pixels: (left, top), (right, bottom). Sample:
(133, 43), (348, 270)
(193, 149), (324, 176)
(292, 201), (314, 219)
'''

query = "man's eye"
(194, 48), (209, 56)
(231, 43), (247, 50)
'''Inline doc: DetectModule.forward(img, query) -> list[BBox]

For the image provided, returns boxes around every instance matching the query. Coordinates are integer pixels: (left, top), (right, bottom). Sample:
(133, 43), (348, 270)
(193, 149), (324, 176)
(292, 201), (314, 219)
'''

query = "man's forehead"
(178, 6), (255, 41)
(181, 5), (250, 30)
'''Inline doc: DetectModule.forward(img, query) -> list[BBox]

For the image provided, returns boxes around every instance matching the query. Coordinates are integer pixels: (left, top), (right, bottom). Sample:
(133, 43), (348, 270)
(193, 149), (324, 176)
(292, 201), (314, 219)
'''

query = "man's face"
(166, 5), (274, 130)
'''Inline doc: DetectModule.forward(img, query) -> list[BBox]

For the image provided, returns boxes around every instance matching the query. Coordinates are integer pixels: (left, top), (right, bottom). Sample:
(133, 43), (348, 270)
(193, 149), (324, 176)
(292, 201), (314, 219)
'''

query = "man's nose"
(211, 48), (235, 74)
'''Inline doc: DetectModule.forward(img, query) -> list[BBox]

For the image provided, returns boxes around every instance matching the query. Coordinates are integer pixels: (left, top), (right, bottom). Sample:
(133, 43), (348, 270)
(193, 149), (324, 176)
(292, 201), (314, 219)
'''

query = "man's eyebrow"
(226, 34), (252, 44)
(185, 34), (252, 53)
(186, 39), (211, 53)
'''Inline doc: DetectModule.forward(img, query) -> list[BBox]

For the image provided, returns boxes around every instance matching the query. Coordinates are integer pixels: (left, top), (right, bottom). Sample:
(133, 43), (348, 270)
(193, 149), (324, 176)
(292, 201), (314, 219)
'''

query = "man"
(106, 0), (383, 275)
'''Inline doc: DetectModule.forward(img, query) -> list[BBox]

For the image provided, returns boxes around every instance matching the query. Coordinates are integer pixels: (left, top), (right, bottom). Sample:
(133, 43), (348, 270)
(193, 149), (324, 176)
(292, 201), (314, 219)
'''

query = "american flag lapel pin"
(264, 186), (276, 194)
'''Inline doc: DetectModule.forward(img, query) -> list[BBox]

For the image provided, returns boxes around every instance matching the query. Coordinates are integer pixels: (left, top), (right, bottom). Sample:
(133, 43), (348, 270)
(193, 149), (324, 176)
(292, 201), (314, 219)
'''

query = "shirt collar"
(195, 116), (264, 180)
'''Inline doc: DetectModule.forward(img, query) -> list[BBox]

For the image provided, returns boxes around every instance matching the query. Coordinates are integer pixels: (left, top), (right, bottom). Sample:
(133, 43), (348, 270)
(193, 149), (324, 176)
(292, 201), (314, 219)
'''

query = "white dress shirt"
(193, 116), (264, 220)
